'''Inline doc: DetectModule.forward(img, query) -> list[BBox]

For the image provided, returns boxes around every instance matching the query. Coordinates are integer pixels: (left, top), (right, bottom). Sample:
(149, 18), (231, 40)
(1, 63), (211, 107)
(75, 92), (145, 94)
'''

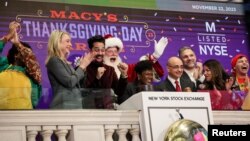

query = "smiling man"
(103, 34), (168, 83)
(231, 54), (249, 92)
(178, 46), (204, 88)
(83, 35), (128, 98)
(156, 56), (196, 92)
(103, 35), (124, 78)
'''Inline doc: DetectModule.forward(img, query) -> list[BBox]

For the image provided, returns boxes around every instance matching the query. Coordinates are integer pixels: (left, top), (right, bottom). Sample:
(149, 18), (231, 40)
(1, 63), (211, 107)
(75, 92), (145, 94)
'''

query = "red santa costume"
(104, 34), (165, 82)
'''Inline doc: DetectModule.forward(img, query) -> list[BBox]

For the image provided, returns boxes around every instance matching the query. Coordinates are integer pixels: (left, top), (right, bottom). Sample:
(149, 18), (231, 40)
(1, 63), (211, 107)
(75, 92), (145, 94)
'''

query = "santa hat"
(104, 34), (123, 52)
(231, 54), (248, 69)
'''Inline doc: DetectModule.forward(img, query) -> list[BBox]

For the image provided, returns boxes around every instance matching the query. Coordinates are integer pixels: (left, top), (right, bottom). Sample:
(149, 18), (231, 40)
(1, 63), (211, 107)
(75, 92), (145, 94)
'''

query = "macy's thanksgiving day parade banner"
(0, 0), (249, 107)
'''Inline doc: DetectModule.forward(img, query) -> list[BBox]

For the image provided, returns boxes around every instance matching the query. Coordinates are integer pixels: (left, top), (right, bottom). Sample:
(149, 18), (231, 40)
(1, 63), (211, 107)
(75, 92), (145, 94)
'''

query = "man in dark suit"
(83, 35), (128, 100)
(178, 46), (204, 89)
(157, 56), (196, 92)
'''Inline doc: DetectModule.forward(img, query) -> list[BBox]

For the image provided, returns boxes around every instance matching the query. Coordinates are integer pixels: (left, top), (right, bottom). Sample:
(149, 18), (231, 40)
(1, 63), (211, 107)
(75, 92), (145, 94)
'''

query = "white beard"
(104, 56), (122, 78)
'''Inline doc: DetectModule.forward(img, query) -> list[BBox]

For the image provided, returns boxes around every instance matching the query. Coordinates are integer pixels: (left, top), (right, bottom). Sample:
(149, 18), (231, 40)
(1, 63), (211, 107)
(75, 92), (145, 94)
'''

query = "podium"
(118, 91), (214, 141)
(81, 88), (115, 109)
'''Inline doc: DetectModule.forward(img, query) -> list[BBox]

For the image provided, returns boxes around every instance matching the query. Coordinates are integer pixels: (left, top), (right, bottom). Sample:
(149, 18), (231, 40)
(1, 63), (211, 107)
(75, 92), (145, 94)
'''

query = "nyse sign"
(198, 22), (228, 56)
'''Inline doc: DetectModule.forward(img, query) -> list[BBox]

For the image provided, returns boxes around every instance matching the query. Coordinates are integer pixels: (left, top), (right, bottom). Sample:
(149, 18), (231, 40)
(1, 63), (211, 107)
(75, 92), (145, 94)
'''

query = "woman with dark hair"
(198, 59), (244, 110)
(200, 59), (230, 90)
(198, 59), (228, 110)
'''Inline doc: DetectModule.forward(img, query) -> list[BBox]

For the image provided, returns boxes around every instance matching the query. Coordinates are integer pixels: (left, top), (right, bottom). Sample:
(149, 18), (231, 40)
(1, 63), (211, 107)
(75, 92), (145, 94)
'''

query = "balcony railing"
(0, 110), (249, 141)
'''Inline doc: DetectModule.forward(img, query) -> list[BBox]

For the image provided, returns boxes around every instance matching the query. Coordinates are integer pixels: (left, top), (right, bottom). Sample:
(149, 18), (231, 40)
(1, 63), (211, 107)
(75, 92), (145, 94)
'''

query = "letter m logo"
(205, 22), (216, 32)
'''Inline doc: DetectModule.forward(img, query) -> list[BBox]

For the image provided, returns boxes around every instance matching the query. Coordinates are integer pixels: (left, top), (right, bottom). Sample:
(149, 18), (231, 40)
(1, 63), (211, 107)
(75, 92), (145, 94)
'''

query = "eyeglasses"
(168, 65), (184, 69)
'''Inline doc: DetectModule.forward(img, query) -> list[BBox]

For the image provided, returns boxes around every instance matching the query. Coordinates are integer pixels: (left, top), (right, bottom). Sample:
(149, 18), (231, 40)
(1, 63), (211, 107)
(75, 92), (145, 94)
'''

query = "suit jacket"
(156, 77), (196, 92)
(83, 61), (127, 97)
(119, 81), (138, 104)
(181, 71), (201, 90)
(47, 56), (85, 109)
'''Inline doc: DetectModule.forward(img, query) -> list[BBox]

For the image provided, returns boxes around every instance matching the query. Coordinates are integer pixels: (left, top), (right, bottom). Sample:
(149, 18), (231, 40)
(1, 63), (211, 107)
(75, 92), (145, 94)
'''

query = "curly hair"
(135, 60), (153, 75)
(7, 41), (31, 64)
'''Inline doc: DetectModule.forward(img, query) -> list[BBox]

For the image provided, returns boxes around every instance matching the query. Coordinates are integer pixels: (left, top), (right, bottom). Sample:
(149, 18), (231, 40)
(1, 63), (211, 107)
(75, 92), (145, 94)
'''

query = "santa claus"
(104, 34), (168, 82)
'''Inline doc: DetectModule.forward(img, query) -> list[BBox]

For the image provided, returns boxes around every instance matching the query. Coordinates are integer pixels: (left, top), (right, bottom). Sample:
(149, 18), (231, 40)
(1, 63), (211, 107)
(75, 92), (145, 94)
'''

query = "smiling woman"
(119, 60), (154, 104)
(200, 59), (229, 90)
(45, 30), (94, 109)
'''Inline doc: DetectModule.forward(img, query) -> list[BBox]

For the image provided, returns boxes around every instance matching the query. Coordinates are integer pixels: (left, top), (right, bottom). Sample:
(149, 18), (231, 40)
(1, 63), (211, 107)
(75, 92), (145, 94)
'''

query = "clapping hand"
(225, 77), (234, 91)
(193, 62), (203, 80)
(1, 21), (20, 42)
(79, 52), (94, 70)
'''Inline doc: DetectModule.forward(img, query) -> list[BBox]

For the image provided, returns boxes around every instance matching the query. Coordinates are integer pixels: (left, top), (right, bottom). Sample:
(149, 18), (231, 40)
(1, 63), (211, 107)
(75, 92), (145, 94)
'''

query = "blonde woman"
(46, 30), (93, 109)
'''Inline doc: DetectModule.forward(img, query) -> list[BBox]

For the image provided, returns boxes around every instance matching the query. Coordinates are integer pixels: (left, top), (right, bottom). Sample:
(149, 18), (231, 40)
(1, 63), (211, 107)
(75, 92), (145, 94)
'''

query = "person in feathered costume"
(231, 54), (249, 92)
(230, 54), (250, 110)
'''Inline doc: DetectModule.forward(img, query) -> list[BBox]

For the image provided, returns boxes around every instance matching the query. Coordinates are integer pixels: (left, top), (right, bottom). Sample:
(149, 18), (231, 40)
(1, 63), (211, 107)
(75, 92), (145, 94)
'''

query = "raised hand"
(152, 37), (168, 59)
(79, 52), (94, 70)
(96, 67), (106, 79)
(193, 62), (203, 80)
(1, 21), (20, 42)
(225, 77), (234, 91)
(117, 62), (128, 78)
(10, 30), (19, 44)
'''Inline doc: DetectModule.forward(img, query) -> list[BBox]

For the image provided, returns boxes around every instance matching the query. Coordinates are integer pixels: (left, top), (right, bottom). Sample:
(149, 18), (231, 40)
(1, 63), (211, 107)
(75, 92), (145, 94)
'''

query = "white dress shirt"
(168, 75), (181, 90)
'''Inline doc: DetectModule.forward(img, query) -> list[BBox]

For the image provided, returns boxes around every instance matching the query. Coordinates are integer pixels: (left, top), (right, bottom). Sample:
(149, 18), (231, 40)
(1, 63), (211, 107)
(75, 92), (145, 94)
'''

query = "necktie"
(175, 80), (182, 92)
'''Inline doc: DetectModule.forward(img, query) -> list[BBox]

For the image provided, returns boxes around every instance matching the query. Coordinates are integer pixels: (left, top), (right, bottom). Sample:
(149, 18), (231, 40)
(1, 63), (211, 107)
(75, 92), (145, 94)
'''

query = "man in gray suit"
(157, 56), (196, 92)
